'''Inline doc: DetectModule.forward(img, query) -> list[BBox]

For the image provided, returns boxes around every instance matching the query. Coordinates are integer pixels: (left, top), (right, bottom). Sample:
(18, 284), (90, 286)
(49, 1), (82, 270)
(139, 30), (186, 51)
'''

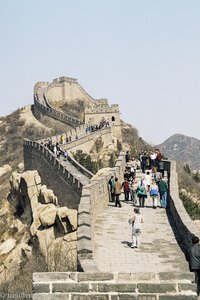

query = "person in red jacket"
(122, 178), (130, 201)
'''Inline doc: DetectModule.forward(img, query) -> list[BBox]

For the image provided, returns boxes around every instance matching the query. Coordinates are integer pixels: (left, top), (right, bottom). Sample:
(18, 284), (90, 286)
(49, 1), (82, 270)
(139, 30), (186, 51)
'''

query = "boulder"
(66, 209), (77, 231)
(1, 241), (32, 284)
(20, 170), (41, 211)
(0, 238), (16, 257)
(9, 172), (21, 194)
(36, 227), (55, 259)
(30, 203), (45, 236)
(0, 164), (12, 178)
(39, 185), (58, 205)
(56, 207), (77, 233)
(48, 232), (77, 271)
(39, 204), (57, 227)
(17, 162), (24, 173)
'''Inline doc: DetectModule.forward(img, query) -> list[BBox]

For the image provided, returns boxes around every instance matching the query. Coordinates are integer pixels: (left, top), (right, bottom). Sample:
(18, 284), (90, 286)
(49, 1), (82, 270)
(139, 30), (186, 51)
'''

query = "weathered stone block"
(33, 294), (70, 300)
(96, 283), (137, 293)
(77, 272), (114, 281)
(118, 273), (156, 281)
(78, 213), (91, 226)
(115, 294), (137, 300)
(77, 238), (92, 253)
(71, 295), (109, 300)
(78, 225), (91, 240)
(178, 283), (197, 293)
(137, 296), (157, 300)
(137, 283), (176, 293)
(78, 259), (99, 272)
(159, 296), (198, 300)
(32, 283), (50, 293)
(159, 272), (195, 282)
(33, 272), (70, 282)
(52, 283), (89, 293)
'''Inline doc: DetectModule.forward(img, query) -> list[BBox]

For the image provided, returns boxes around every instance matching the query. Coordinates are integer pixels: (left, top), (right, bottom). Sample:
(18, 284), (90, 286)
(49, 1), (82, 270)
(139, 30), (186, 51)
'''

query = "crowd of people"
(85, 120), (110, 133)
(108, 148), (168, 249)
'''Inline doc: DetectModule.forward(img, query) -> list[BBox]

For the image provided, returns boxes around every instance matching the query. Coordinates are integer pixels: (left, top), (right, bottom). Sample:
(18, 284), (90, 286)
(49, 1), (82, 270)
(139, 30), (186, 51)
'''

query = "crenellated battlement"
(85, 103), (119, 114)
(53, 76), (78, 84)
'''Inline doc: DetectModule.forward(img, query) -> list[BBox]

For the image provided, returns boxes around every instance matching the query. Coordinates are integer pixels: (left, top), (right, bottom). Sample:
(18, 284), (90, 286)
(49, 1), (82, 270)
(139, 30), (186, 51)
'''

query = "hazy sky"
(0, 0), (200, 144)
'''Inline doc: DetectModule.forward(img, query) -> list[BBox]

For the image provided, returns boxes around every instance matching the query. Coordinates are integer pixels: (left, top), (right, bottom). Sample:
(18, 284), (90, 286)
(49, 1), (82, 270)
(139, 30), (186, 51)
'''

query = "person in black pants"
(185, 235), (200, 294)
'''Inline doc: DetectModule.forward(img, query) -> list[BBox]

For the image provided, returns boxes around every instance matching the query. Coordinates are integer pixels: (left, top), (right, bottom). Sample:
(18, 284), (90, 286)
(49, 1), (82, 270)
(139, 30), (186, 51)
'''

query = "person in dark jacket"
(158, 177), (168, 208)
(186, 235), (200, 293)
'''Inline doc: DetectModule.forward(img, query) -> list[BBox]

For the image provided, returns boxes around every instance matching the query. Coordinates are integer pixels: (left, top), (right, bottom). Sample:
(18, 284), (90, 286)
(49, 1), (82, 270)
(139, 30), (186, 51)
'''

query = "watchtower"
(84, 102), (122, 141)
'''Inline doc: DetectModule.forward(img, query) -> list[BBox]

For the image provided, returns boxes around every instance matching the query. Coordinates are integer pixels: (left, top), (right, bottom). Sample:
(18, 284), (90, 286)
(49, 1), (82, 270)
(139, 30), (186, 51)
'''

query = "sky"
(0, 0), (200, 145)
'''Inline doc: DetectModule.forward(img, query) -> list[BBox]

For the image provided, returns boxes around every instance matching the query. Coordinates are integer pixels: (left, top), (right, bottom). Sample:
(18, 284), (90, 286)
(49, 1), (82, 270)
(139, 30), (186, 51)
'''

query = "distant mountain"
(157, 133), (200, 170)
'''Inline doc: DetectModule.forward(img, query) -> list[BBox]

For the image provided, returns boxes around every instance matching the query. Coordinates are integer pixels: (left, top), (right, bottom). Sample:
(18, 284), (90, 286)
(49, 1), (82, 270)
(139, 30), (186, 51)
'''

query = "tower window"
(111, 116), (115, 122)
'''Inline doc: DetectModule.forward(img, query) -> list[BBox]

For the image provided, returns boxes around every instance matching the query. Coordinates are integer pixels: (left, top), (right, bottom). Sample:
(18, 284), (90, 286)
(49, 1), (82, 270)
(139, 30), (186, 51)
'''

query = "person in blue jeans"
(158, 177), (168, 208)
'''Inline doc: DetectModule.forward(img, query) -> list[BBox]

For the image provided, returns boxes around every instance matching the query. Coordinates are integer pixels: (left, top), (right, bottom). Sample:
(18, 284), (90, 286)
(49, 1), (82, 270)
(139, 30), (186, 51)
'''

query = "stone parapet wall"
(23, 139), (84, 209)
(166, 160), (200, 252)
(53, 76), (78, 84)
(77, 152), (125, 271)
(85, 104), (119, 114)
(34, 82), (83, 127)
(63, 127), (112, 153)
(38, 124), (86, 145)
(32, 271), (197, 299)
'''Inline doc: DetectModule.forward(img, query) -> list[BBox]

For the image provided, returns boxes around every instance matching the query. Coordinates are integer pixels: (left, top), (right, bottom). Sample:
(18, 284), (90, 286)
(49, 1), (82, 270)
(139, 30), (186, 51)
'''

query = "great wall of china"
(24, 77), (200, 299)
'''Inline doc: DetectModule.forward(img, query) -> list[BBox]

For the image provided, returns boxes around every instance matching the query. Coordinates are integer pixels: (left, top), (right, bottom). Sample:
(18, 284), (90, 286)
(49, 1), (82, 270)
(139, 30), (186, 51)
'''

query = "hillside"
(157, 133), (200, 170)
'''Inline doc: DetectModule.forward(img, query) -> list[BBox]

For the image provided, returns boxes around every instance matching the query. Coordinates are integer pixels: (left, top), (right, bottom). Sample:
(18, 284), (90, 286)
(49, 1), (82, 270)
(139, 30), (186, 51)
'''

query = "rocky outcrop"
(39, 185), (58, 205)
(0, 165), (12, 178)
(7, 170), (78, 276)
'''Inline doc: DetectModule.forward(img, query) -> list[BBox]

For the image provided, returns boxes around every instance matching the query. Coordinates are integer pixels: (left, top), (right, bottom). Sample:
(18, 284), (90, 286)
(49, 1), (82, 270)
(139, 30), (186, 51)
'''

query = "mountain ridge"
(157, 133), (200, 170)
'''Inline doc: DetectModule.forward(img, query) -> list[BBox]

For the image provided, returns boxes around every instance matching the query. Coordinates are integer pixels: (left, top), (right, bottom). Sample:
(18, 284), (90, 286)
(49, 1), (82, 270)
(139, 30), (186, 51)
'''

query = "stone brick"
(137, 296), (157, 300)
(52, 283), (89, 293)
(77, 238), (92, 253)
(77, 272), (114, 281)
(137, 283), (176, 293)
(117, 273), (156, 281)
(32, 294), (52, 300)
(178, 283), (197, 293)
(71, 295), (109, 300)
(159, 296), (198, 300)
(33, 272), (70, 282)
(115, 294), (137, 300)
(96, 283), (137, 293)
(32, 283), (50, 293)
(33, 294), (70, 300)
(78, 259), (99, 272)
(78, 213), (91, 226)
(159, 272), (195, 282)
(78, 225), (91, 240)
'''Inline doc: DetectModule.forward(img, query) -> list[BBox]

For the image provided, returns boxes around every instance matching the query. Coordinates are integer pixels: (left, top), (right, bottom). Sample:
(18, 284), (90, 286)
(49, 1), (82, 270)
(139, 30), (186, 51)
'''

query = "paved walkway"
(93, 173), (189, 273)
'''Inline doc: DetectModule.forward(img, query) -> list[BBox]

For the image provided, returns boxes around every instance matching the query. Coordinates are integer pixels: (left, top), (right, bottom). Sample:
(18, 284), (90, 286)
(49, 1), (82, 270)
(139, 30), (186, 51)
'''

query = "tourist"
(60, 134), (64, 144)
(185, 235), (200, 294)
(114, 177), (122, 208)
(158, 176), (168, 208)
(136, 177), (147, 208)
(149, 180), (159, 209)
(122, 178), (130, 201)
(108, 175), (115, 202)
(63, 150), (68, 161)
(125, 151), (130, 163)
(141, 151), (147, 174)
(129, 208), (143, 248)
(144, 171), (151, 192)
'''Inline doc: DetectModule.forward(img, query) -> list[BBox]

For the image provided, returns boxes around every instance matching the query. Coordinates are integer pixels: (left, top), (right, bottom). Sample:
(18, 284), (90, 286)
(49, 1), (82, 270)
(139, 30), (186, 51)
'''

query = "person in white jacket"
(149, 180), (159, 209)
(129, 208), (143, 248)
